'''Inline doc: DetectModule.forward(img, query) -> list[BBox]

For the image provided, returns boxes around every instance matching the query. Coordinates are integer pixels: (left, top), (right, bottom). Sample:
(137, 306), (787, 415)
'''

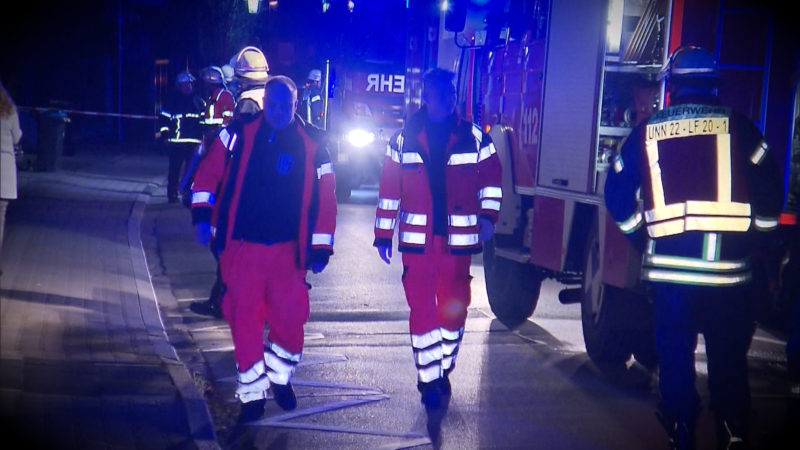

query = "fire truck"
(405, 0), (798, 369)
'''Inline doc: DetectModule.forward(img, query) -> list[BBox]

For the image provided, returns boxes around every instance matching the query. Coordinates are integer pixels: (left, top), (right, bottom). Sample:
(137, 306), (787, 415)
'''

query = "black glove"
(308, 249), (331, 274)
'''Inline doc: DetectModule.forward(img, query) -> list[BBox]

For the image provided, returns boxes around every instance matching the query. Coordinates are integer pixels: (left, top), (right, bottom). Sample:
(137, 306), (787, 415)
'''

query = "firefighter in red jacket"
(374, 68), (502, 410)
(190, 76), (337, 423)
(605, 46), (783, 450)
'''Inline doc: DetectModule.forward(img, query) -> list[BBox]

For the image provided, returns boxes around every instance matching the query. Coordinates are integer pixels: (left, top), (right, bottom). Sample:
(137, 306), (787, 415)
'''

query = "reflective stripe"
(400, 231), (426, 245)
(645, 140), (666, 211)
(482, 199), (501, 211)
(378, 198), (400, 211)
(750, 140), (768, 165)
(479, 186), (502, 199)
(264, 353), (295, 385)
(222, 111), (234, 118)
(642, 268), (751, 286)
(617, 211), (643, 234)
(449, 233), (479, 246)
(644, 254), (749, 272)
(396, 133), (404, 151)
(703, 232), (720, 261)
(192, 191), (215, 205)
(228, 133), (238, 152)
(237, 359), (267, 384)
(219, 128), (232, 147)
(645, 201), (751, 222)
(647, 216), (752, 238)
(716, 133), (732, 202)
(415, 346), (443, 366)
(311, 95), (321, 102)
(386, 145), (400, 162)
(478, 143), (496, 162)
(170, 138), (202, 144)
(235, 375), (270, 403)
(440, 327), (463, 341)
(448, 214), (478, 227)
(266, 342), (302, 362)
(312, 233), (334, 246)
(400, 211), (427, 226)
(375, 217), (396, 230)
(418, 364), (442, 383)
(402, 152), (424, 164)
(754, 215), (778, 231)
(472, 125), (483, 142)
(613, 154), (624, 173)
(448, 152), (478, 165)
(204, 117), (224, 125)
(316, 162), (333, 179)
(411, 329), (443, 349)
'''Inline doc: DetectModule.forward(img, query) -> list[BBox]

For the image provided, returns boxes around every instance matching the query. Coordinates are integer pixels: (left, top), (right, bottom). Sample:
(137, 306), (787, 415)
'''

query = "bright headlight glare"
(346, 129), (375, 148)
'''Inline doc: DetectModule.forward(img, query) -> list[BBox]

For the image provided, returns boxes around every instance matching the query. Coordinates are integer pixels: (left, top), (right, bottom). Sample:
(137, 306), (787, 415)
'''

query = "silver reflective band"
(235, 376), (270, 403)
(642, 268), (751, 286)
(481, 199), (501, 211)
(448, 214), (478, 227)
(266, 342), (302, 362)
(204, 118), (224, 125)
(647, 216), (752, 238)
(617, 211), (643, 234)
(449, 233), (479, 246)
(192, 191), (215, 205)
(645, 254), (749, 272)
(440, 327), (464, 341)
(411, 329), (443, 349)
(375, 217), (396, 230)
(316, 162), (333, 179)
(418, 365), (442, 383)
(263, 353), (295, 385)
(614, 155), (624, 173)
(378, 198), (400, 211)
(402, 152), (424, 164)
(400, 211), (428, 226)
(750, 141), (768, 165)
(479, 186), (502, 199)
(172, 138), (202, 144)
(754, 215), (778, 231)
(415, 346), (444, 366)
(237, 359), (267, 384)
(400, 231), (426, 245)
(386, 145), (400, 163)
(448, 152), (478, 165)
(311, 95), (321, 102)
(478, 143), (496, 162)
(312, 233), (334, 246)
(219, 128), (232, 147)
(472, 125), (483, 142)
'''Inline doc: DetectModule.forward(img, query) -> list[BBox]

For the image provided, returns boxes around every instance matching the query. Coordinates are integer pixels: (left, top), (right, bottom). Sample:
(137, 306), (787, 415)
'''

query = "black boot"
(189, 298), (223, 318)
(237, 398), (266, 424)
(656, 410), (696, 450)
(419, 378), (448, 410)
(272, 382), (297, 411)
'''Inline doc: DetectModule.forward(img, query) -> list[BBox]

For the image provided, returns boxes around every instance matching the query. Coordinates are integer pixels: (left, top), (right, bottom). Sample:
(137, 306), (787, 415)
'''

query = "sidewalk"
(0, 146), (217, 449)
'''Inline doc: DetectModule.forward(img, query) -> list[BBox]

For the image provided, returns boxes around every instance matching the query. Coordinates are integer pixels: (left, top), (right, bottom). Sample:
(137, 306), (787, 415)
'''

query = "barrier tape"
(19, 106), (158, 120)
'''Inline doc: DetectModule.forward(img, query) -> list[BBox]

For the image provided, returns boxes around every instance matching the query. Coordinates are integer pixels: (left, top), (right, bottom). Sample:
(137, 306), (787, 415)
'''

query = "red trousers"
(219, 240), (309, 378)
(402, 236), (471, 382)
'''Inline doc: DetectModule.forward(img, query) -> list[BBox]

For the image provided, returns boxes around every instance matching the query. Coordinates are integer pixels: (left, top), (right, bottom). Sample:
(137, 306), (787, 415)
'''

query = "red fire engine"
(405, 0), (799, 369)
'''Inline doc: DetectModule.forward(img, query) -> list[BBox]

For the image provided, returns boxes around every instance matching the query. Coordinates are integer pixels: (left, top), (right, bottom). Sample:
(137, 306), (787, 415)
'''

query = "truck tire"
(581, 217), (633, 367)
(483, 238), (543, 329)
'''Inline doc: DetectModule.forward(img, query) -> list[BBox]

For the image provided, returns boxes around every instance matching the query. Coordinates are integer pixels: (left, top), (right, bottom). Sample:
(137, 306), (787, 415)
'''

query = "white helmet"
(308, 69), (322, 82)
(233, 46), (269, 82)
(200, 66), (225, 85)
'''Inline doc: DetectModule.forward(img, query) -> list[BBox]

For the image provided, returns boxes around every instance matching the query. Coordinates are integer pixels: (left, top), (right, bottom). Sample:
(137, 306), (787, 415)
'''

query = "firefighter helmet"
(233, 46), (269, 82)
(175, 71), (196, 85)
(200, 66), (225, 85)
(661, 45), (721, 85)
(308, 69), (322, 82)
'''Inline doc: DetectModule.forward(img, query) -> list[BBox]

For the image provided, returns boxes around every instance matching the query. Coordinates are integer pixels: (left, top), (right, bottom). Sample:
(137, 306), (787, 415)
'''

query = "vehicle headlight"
(345, 128), (375, 148)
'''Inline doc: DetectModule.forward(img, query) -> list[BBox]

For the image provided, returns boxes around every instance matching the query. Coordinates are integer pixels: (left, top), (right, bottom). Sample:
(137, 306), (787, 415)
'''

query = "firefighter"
(232, 46), (269, 120)
(301, 69), (324, 128)
(157, 70), (204, 203)
(190, 76), (336, 422)
(604, 46), (783, 450)
(184, 65), (237, 318)
(373, 68), (502, 410)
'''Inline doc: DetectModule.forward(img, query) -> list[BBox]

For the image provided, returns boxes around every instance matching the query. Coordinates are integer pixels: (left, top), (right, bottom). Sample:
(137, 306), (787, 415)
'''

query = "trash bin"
(35, 110), (69, 171)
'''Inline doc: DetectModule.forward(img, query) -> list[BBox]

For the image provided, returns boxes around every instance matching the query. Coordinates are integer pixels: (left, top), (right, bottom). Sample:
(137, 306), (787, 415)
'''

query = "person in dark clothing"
(157, 71), (205, 203)
(604, 46), (783, 450)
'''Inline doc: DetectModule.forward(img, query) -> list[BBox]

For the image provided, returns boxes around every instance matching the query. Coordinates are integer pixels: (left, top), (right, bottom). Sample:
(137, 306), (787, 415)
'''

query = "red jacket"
(191, 114), (337, 267)
(374, 108), (502, 254)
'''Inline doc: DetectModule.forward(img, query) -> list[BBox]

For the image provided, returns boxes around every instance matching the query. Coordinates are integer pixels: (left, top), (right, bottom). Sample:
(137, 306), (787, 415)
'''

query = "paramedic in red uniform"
(374, 68), (502, 410)
(190, 76), (337, 423)
(605, 46), (783, 450)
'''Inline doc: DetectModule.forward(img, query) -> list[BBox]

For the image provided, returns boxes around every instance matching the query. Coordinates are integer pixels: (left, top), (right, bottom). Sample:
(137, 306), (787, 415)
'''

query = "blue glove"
(377, 245), (392, 264)
(195, 222), (211, 247)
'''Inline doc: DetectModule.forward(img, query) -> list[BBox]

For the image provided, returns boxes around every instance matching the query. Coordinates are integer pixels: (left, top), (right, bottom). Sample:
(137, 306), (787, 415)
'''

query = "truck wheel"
(581, 218), (633, 367)
(483, 238), (543, 329)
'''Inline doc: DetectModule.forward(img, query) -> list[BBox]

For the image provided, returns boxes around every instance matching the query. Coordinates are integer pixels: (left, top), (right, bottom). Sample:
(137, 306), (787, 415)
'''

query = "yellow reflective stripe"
(750, 140), (768, 165)
(646, 203), (686, 222)
(648, 218), (686, 238)
(400, 231), (426, 245)
(478, 143), (496, 161)
(703, 232), (720, 261)
(646, 201), (751, 222)
(449, 233), (479, 246)
(645, 140), (666, 209)
(402, 152), (424, 164)
(448, 214), (478, 227)
(642, 268), (751, 286)
(311, 233), (334, 246)
(717, 133), (732, 203)
(644, 254), (748, 272)
(481, 199), (501, 211)
(686, 216), (751, 232)
(378, 198), (400, 211)
(375, 217), (396, 230)
(617, 211), (643, 234)
(754, 215), (779, 231)
(448, 152), (478, 165)
(400, 211), (428, 226)
(316, 162), (333, 178)
(479, 186), (502, 199)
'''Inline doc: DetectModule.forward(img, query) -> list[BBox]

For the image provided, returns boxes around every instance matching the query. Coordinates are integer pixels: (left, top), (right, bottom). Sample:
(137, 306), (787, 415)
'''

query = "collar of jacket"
(406, 105), (464, 157)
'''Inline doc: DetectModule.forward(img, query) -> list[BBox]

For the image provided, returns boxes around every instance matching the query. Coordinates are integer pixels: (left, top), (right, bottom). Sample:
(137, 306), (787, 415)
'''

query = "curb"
(128, 173), (220, 449)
